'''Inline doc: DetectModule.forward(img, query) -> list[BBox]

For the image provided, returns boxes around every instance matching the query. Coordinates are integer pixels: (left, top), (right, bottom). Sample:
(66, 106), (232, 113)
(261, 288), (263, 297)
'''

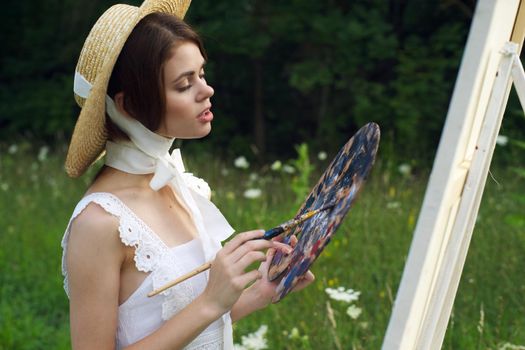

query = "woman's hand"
(200, 230), (292, 316)
(230, 234), (316, 321)
(260, 235), (315, 304)
(284, 235), (315, 294)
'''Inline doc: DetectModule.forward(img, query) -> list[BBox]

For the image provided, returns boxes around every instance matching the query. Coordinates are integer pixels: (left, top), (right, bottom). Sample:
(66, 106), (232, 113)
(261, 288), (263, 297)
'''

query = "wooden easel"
(382, 1), (525, 349)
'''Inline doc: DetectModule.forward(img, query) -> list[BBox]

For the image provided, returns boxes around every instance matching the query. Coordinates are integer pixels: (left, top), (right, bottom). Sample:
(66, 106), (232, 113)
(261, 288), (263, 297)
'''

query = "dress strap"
(61, 192), (168, 296)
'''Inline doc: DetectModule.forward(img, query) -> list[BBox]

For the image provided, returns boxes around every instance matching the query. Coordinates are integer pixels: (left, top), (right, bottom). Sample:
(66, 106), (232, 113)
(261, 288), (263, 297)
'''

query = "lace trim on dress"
(61, 192), (168, 296)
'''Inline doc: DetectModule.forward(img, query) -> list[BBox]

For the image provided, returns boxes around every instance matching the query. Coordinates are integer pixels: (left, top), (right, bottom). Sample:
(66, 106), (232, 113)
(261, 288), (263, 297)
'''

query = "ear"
(113, 92), (129, 116)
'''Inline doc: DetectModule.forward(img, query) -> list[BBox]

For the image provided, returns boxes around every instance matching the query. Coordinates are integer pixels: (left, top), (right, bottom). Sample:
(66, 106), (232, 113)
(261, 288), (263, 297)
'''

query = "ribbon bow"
(104, 97), (232, 261)
(150, 149), (211, 200)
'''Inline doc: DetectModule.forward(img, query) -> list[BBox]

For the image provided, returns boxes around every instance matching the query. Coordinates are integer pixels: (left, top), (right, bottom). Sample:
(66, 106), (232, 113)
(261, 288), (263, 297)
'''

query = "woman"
(61, 1), (314, 349)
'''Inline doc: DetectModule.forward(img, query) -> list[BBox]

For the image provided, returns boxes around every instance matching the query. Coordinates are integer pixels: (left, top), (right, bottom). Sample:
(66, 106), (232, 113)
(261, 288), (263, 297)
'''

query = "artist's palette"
(268, 122), (380, 301)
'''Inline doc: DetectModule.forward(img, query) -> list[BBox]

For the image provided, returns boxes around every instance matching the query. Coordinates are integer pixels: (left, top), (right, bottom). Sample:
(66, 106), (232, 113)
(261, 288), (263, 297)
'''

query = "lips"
(197, 106), (213, 123)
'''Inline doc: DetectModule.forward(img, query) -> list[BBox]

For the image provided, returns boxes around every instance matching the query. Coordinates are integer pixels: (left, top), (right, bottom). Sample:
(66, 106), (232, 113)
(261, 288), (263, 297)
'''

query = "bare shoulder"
(71, 202), (119, 238)
(68, 202), (124, 264)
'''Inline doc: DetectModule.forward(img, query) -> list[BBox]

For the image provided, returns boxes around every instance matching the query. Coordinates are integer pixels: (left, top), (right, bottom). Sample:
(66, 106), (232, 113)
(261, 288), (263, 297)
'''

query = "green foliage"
(289, 143), (315, 205)
(0, 0), (119, 140)
(502, 137), (525, 230)
(510, 140), (525, 178)
(2, 0), (509, 163)
(1, 146), (525, 349)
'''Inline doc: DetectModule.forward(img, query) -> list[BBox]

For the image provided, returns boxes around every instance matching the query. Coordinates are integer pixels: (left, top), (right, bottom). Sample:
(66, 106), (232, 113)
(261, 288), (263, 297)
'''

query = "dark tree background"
(1, 0), (523, 163)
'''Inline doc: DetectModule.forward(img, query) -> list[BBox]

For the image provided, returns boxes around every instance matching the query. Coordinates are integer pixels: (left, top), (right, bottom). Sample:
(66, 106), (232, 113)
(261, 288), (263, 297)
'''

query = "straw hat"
(65, 0), (192, 177)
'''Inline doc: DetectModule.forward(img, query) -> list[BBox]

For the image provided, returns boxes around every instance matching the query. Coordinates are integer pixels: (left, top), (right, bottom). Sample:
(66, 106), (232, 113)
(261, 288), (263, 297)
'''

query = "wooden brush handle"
(147, 262), (212, 297)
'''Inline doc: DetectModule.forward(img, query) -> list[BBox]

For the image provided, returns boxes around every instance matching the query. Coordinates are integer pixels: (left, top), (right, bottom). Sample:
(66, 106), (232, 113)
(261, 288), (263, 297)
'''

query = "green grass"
(0, 144), (524, 349)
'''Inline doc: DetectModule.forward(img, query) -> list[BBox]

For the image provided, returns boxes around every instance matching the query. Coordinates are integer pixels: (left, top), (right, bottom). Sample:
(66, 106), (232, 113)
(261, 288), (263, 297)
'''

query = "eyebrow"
(171, 62), (206, 84)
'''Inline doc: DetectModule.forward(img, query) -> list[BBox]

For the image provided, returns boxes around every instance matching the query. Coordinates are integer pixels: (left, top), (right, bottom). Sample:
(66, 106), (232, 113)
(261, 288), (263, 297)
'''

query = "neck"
(98, 165), (155, 190)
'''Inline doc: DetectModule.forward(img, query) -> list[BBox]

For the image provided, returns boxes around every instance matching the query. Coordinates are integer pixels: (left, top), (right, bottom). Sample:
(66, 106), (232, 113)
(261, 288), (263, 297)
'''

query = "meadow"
(0, 141), (523, 350)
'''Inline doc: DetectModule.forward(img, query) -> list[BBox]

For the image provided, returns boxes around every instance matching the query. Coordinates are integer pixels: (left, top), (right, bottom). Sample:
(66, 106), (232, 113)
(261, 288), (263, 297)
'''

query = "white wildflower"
(289, 327), (300, 340)
(498, 343), (525, 350)
(282, 164), (295, 174)
(8, 144), (18, 154)
(398, 163), (411, 176)
(1, 183), (8, 191)
(221, 168), (229, 176)
(37, 146), (49, 162)
(318, 151), (327, 160)
(244, 188), (262, 199)
(234, 156), (249, 169)
(325, 287), (361, 303)
(249, 172), (258, 182)
(346, 305), (362, 319)
(270, 160), (282, 171)
(496, 135), (509, 146)
(235, 325), (268, 350)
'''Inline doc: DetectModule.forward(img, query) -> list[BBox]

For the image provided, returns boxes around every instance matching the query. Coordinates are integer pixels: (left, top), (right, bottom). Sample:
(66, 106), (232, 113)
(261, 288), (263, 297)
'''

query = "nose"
(197, 79), (214, 101)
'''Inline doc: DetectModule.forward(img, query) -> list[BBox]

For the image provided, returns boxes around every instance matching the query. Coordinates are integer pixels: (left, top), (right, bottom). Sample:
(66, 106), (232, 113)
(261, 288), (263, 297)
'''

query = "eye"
(177, 85), (191, 92)
(175, 78), (192, 92)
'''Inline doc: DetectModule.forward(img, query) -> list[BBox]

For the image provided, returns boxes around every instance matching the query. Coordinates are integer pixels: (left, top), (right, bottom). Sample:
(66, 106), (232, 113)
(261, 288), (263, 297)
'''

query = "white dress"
(61, 192), (227, 349)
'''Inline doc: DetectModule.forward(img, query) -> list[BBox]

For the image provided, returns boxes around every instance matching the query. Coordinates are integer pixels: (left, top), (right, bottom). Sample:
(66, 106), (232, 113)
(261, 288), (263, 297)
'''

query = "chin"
(198, 123), (213, 138)
(179, 125), (212, 139)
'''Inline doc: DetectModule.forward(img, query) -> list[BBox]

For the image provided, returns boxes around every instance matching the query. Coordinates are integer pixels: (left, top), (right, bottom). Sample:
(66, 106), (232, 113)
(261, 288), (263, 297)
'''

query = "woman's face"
(156, 42), (214, 139)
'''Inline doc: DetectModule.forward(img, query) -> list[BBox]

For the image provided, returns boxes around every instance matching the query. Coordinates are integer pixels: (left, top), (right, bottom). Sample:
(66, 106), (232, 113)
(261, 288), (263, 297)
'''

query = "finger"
(272, 232), (294, 244)
(222, 230), (265, 254)
(272, 234), (283, 243)
(234, 251), (268, 272)
(291, 271), (316, 292)
(229, 239), (276, 263)
(259, 247), (276, 278)
(266, 247), (276, 261)
(270, 241), (293, 255)
(234, 269), (263, 290)
(230, 239), (292, 265)
(290, 234), (298, 247)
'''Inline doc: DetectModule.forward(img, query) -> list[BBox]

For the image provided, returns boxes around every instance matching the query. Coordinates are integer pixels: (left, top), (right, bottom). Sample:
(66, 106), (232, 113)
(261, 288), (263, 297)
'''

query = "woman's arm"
(67, 204), (124, 349)
(127, 230), (290, 349)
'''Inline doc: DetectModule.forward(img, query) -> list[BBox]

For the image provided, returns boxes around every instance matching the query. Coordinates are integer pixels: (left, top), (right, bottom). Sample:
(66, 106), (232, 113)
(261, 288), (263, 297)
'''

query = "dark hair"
(107, 12), (207, 140)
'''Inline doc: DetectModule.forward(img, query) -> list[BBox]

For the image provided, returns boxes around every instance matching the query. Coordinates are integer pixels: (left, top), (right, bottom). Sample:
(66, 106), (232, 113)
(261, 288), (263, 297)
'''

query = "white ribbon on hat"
(74, 72), (235, 349)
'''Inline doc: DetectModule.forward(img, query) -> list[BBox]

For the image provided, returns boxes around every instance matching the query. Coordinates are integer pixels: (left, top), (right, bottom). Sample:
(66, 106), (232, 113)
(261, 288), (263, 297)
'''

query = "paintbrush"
(147, 204), (334, 297)
(256, 203), (335, 240)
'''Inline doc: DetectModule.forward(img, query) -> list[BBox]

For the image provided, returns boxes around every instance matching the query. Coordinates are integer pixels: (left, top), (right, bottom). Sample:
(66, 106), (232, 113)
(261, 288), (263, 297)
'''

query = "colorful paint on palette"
(268, 122), (381, 301)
